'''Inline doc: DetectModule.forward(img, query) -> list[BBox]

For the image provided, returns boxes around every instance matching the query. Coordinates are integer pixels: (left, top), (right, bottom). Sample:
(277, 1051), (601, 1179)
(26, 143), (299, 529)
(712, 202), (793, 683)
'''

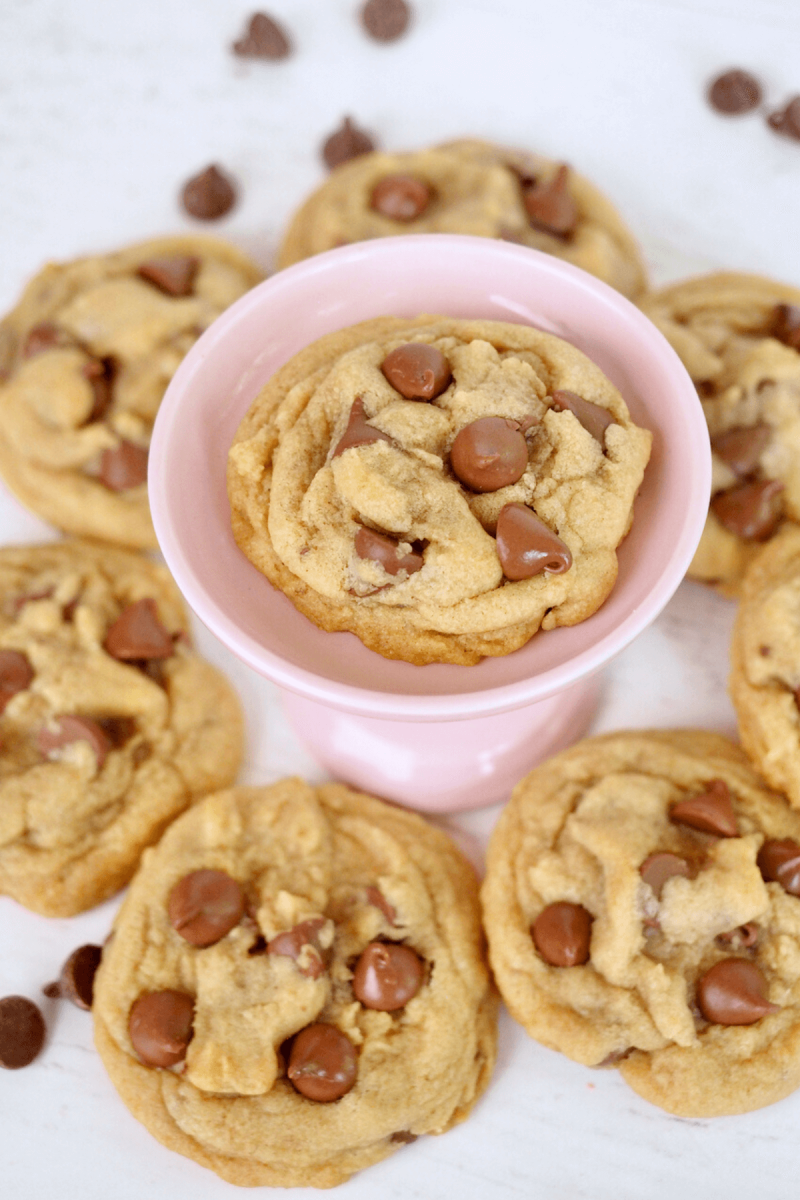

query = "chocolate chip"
(381, 343), (451, 401)
(711, 425), (770, 478)
(82, 358), (114, 423)
(772, 304), (800, 351)
(322, 116), (376, 170)
(370, 175), (431, 222)
(104, 599), (174, 661)
(22, 323), (72, 358)
(707, 69), (763, 115)
(495, 503), (572, 580)
(38, 715), (112, 769)
(354, 525), (424, 578)
(757, 838), (800, 895)
(0, 649), (33, 714)
(532, 902), (592, 967)
(44, 945), (103, 1010)
(522, 165), (578, 238)
(0, 996), (46, 1069)
(696, 959), (777, 1025)
(181, 164), (237, 220)
(365, 886), (396, 925)
(352, 942), (424, 1010)
(99, 441), (148, 491)
(716, 923), (759, 950)
(361, 0), (411, 42)
(97, 716), (137, 747)
(248, 934), (268, 956)
(167, 870), (246, 948)
(639, 852), (691, 898)
(670, 779), (738, 837)
(767, 96), (800, 141)
(137, 256), (199, 297)
(550, 389), (615, 447)
(711, 478), (784, 541)
(451, 418), (529, 493)
(231, 11), (291, 59)
(391, 1131), (418, 1144)
(332, 397), (393, 457)
(287, 1023), (358, 1102)
(268, 918), (327, 978)
(129, 990), (195, 1067)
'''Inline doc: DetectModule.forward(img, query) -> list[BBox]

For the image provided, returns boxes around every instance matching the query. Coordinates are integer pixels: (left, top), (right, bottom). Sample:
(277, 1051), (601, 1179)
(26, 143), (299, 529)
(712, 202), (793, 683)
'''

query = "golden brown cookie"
(0, 540), (243, 915)
(278, 139), (647, 299)
(227, 315), (651, 665)
(482, 729), (800, 1116)
(0, 235), (262, 548)
(640, 273), (800, 596)
(93, 778), (496, 1188)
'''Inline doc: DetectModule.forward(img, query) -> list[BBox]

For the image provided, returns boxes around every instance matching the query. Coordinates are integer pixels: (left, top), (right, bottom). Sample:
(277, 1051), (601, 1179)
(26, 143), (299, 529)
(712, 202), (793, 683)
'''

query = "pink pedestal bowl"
(149, 235), (709, 812)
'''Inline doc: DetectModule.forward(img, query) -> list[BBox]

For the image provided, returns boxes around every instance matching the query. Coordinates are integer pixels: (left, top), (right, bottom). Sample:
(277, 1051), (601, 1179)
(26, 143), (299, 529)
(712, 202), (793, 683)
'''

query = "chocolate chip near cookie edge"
(322, 117), (376, 170)
(181, 164), (237, 220)
(0, 996), (46, 1069)
(231, 12), (291, 59)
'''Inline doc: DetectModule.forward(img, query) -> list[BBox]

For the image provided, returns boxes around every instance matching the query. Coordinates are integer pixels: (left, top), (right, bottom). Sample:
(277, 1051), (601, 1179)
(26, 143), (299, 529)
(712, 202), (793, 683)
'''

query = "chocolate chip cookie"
(0, 540), (243, 915)
(227, 315), (651, 665)
(640, 273), (800, 596)
(278, 138), (648, 299)
(482, 729), (800, 1116)
(0, 235), (262, 548)
(93, 778), (496, 1188)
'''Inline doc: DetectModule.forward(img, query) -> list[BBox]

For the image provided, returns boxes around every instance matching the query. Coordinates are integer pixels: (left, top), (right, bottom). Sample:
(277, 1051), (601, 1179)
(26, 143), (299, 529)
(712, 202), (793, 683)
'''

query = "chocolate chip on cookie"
(104, 599), (174, 661)
(352, 942), (424, 1010)
(0, 649), (33, 713)
(168, 870), (246, 948)
(767, 96), (800, 141)
(287, 1023), (358, 1102)
(181, 165), (237, 220)
(551, 390), (615, 447)
(267, 918), (327, 978)
(361, 0), (411, 42)
(758, 839), (800, 895)
(22, 322), (73, 358)
(0, 996), (46, 1069)
(137, 256), (200, 297)
(354, 526), (424, 578)
(522, 165), (578, 238)
(707, 69), (762, 115)
(365, 885), (397, 924)
(370, 175), (432, 222)
(710, 478), (784, 541)
(670, 779), (739, 836)
(38, 715), (112, 769)
(231, 11), (291, 59)
(495, 504), (572, 580)
(99, 441), (149, 492)
(772, 304), (800, 350)
(639, 853), (691, 898)
(711, 425), (770, 478)
(44, 944), (103, 1010)
(322, 117), (376, 170)
(81, 358), (115, 423)
(716, 923), (759, 950)
(333, 397), (393, 457)
(532, 902), (593, 967)
(451, 418), (528, 493)
(696, 959), (777, 1025)
(381, 343), (451, 401)
(129, 990), (195, 1067)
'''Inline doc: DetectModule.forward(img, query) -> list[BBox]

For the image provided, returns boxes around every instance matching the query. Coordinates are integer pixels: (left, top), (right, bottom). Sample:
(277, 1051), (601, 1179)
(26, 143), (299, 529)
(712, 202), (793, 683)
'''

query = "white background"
(0, 1), (798, 1197)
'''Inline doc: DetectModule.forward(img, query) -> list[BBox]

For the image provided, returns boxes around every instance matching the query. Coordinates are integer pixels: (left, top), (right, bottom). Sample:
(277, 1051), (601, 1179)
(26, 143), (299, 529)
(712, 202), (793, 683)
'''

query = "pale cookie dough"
(0, 540), (243, 916)
(227, 316), (651, 666)
(93, 778), (497, 1189)
(0, 235), (262, 548)
(278, 139), (648, 299)
(482, 729), (800, 1117)
(640, 273), (800, 596)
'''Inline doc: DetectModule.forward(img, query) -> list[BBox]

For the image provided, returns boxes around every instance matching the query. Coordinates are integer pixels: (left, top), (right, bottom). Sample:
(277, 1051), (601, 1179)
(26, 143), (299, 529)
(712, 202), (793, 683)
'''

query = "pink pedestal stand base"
(281, 674), (601, 812)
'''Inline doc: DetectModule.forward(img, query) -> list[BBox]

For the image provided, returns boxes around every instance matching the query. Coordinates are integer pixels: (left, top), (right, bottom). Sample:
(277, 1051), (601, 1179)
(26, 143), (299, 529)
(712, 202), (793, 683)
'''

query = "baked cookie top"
(482, 729), (800, 1117)
(0, 540), (243, 916)
(93, 778), (496, 1189)
(278, 138), (647, 300)
(640, 272), (800, 596)
(227, 316), (651, 666)
(0, 235), (262, 548)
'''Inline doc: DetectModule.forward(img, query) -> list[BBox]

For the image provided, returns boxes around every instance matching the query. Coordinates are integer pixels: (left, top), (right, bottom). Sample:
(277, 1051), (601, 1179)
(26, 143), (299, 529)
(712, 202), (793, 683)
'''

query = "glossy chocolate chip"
(137, 256), (199, 297)
(333, 397), (393, 457)
(322, 116), (375, 169)
(670, 779), (738, 837)
(707, 69), (762, 114)
(352, 942), (424, 1010)
(287, 1023), (358, 1102)
(0, 649), (33, 714)
(365, 886), (397, 925)
(711, 425), (770, 478)
(361, 0), (411, 42)
(104, 599), (174, 661)
(22, 323), (72, 358)
(696, 959), (777, 1025)
(99, 441), (148, 491)
(767, 96), (800, 141)
(82, 358), (114, 423)
(711, 478), (784, 541)
(772, 304), (800, 351)
(168, 870), (246, 947)
(44, 944), (103, 1010)
(370, 175), (431, 222)
(354, 525), (424, 577)
(532, 902), (592, 967)
(495, 503), (572, 580)
(522, 165), (578, 238)
(639, 852), (691, 898)
(38, 715), (112, 769)
(757, 838), (800, 896)
(450, 418), (528, 493)
(129, 990), (195, 1067)
(0, 996), (46, 1069)
(381, 343), (451, 401)
(181, 164), (237, 220)
(550, 389), (615, 446)
(231, 11), (291, 59)
(268, 918), (327, 978)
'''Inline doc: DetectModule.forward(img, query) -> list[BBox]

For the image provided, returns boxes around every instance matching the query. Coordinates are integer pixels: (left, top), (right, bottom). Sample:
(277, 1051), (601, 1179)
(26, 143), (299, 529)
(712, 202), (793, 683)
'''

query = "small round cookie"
(0, 235), (263, 548)
(640, 273), (800, 596)
(278, 139), (648, 299)
(93, 778), (496, 1189)
(227, 315), (652, 665)
(482, 729), (800, 1116)
(0, 540), (243, 915)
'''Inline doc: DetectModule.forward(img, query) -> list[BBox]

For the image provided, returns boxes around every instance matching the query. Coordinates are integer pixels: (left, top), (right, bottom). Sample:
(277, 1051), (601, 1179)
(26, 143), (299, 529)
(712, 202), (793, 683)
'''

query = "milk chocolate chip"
(450, 418), (528, 492)
(696, 959), (777, 1025)
(137, 256), (199, 297)
(711, 478), (784, 541)
(352, 942), (424, 1010)
(639, 852), (691, 898)
(0, 996), (46, 1069)
(268, 918), (327, 979)
(38, 715), (112, 769)
(181, 164), (237, 220)
(104, 599), (174, 661)
(365, 886), (397, 925)
(522, 165), (578, 238)
(532, 902), (592, 967)
(99, 441), (148, 491)
(670, 779), (739, 837)
(322, 117), (375, 170)
(354, 525), (424, 577)
(757, 838), (800, 895)
(495, 503), (572, 579)
(82, 358), (114, 423)
(707, 69), (762, 115)
(711, 425), (770, 478)
(287, 1023), (358, 1102)
(381, 343), (451, 401)
(333, 397), (393, 457)
(22, 323), (72, 358)
(767, 96), (800, 141)
(129, 990), (195, 1067)
(772, 304), (800, 350)
(44, 944), (103, 1010)
(370, 175), (431, 222)
(0, 649), (33, 714)
(231, 11), (291, 59)
(168, 870), (246, 947)
(550, 390), (615, 446)
(361, 0), (411, 42)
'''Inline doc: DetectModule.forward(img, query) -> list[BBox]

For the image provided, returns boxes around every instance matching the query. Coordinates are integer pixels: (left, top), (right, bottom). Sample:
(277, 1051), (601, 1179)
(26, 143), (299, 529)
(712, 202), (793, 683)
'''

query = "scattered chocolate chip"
(391, 1131), (418, 1144)
(532, 902), (592, 967)
(287, 1023), (358, 1102)
(42, 982), (61, 1000)
(44, 945), (103, 1010)
(99, 441), (148, 492)
(82, 358), (114, 423)
(767, 96), (800, 141)
(670, 779), (738, 837)
(696, 959), (777, 1025)
(639, 852), (691, 898)
(22, 323), (72, 358)
(550, 390), (616, 447)
(370, 175), (431, 222)
(268, 918), (327, 978)
(361, 0), (411, 42)
(522, 165), (578, 238)
(352, 942), (424, 1010)
(168, 870), (246, 948)
(711, 425), (770, 478)
(495, 503), (572, 580)
(365, 885), (396, 925)
(381, 343), (451, 401)
(707, 69), (762, 115)
(105, 599), (174, 661)
(772, 304), (800, 351)
(129, 990), (195, 1068)
(0, 649), (33, 714)
(322, 116), (376, 170)
(711, 478), (784, 541)
(451, 417), (529, 493)
(716, 923), (759, 950)
(757, 838), (800, 895)
(137, 256), (199, 297)
(354, 525), (424, 578)
(181, 164), (237, 221)
(0, 996), (46, 1069)
(231, 11), (291, 59)
(38, 715), (112, 769)
(332, 397), (393, 457)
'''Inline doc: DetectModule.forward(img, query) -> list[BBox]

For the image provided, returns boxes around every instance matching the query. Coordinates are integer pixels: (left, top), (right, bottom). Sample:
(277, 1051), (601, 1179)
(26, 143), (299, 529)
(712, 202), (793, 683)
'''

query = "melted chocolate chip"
(267, 918), (327, 979)
(231, 11), (291, 59)
(550, 390), (616, 447)
(757, 838), (800, 896)
(44, 945), (103, 1010)
(104, 599), (174, 661)
(696, 959), (777, 1025)
(22, 323), (72, 358)
(772, 304), (800, 351)
(767, 96), (800, 141)
(354, 525), (424, 577)
(711, 425), (770, 478)
(522, 165), (578, 238)
(711, 478), (784, 541)
(391, 1131), (418, 1144)
(0, 996), (46, 1069)
(361, 0), (411, 42)
(322, 116), (375, 169)
(332, 397), (393, 457)
(96, 716), (136, 747)
(129, 990), (195, 1067)
(352, 942), (424, 1010)
(287, 1023), (358, 1102)
(639, 852), (691, 898)
(495, 503), (572, 580)
(81, 358), (114, 422)
(532, 902), (592, 967)
(450, 418), (528, 493)
(38, 715), (112, 769)
(716, 923), (759, 950)
(137, 256), (199, 297)
(0, 649), (33, 714)
(381, 343), (451, 401)
(181, 165), (237, 220)
(168, 870), (246, 948)
(370, 175), (431, 222)
(99, 441), (148, 491)
(707, 69), (762, 115)
(365, 886), (396, 925)
(670, 779), (738, 837)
